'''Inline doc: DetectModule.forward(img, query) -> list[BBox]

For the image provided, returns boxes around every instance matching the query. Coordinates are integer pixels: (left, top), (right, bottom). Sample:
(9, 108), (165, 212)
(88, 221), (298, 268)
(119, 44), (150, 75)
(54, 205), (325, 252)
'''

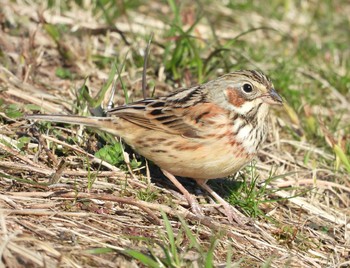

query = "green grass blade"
(124, 249), (160, 268)
(333, 144), (350, 173)
(161, 211), (179, 266)
(204, 238), (218, 268)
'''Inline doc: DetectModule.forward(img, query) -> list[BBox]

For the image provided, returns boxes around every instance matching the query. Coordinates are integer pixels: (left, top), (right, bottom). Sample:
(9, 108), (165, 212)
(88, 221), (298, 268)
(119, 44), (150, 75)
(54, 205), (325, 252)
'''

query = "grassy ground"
(0, 0), (349, 267)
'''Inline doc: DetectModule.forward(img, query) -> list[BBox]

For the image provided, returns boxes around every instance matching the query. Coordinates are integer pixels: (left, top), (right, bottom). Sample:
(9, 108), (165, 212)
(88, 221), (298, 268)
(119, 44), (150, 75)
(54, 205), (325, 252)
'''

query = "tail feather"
(25, 114), (121, 136)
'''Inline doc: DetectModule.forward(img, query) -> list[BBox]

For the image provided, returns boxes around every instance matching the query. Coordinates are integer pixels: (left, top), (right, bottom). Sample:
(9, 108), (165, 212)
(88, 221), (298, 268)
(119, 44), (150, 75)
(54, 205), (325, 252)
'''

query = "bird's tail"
(25, 114), (121, 136)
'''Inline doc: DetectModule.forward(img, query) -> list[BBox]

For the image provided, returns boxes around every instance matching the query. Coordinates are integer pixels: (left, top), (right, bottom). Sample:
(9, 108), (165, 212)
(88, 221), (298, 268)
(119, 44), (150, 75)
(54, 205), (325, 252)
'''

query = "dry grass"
(1, 1), (349, 267)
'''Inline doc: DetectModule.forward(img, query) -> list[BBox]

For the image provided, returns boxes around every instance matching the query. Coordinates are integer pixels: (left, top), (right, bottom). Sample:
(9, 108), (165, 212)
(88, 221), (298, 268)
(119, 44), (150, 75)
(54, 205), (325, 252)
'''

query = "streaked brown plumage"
(26, 70), (283, 223)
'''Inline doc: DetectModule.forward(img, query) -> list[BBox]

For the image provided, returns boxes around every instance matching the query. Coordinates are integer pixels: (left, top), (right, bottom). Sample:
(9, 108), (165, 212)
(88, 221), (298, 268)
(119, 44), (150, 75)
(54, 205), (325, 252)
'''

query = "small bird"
(26, 70), (282, 223)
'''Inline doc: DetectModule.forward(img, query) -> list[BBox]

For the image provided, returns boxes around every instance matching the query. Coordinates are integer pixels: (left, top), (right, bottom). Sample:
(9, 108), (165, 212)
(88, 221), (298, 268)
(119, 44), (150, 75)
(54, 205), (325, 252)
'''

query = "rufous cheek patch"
(226, 88), (245, 107)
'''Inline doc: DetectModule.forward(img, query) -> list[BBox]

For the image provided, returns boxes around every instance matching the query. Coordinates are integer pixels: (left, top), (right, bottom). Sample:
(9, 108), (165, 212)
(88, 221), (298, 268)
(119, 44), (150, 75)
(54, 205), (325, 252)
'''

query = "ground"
(0, 1), (349, 267)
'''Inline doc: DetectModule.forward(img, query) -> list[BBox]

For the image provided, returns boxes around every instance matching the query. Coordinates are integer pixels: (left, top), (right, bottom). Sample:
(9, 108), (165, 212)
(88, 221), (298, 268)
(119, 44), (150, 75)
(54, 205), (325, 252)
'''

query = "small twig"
(50, 191), (161, 225)
(142, 32), (154, 99)
(107, 76), (118, 110)
(0, 141), (43, 168)
(145, 159), (151, 185)
(30, 127), (58, 166)
(49, 191), (248, 241)
(0, 209), (89, 217)
(0, 160), (114, 177)
(274, 178), (350, 193)
(0, 160), (148, 190)
(275, 190), (350, 228)
(49, 159), (68, 184)
(0, 194), (22, 210)
(75, 26), (131, 46)
(122, 151), (138, 181)
(300, 69), (350, 111)
(14, 219), (46, 239)
(0, 160), (53, 176)
(0, 216), (23, 262)
(40, 134), (121, 172)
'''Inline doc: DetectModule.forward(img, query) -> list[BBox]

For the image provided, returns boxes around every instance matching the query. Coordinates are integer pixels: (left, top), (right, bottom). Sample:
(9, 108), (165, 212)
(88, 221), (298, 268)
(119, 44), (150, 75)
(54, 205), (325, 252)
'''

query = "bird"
(26, 70), (283, 223)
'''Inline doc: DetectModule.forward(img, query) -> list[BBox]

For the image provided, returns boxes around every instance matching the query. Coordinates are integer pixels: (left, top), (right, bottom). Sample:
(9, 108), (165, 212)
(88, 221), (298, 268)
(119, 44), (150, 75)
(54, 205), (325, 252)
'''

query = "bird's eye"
(242, 83), (253, 93)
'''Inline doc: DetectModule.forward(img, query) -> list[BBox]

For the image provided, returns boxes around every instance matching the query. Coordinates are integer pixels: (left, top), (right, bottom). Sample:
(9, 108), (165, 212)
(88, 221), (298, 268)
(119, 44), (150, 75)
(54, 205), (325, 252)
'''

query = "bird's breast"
(127, 125), (258, 180)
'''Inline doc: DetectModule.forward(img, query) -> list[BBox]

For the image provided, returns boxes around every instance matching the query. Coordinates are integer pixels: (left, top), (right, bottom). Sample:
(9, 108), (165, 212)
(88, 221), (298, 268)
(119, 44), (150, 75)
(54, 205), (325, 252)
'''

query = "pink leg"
(195, 179), (248, 224)
(161, 169), (204, 217)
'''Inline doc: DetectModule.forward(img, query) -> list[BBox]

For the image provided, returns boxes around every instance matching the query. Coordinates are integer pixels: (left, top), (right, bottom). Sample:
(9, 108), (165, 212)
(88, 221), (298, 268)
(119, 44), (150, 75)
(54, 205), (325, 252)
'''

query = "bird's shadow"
(147, 164), (243, 200)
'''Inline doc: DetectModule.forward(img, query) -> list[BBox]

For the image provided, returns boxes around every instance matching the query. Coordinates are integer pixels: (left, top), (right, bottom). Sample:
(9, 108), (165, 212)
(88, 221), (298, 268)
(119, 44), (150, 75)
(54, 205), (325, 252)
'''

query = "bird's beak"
(262, 88), (283, 105)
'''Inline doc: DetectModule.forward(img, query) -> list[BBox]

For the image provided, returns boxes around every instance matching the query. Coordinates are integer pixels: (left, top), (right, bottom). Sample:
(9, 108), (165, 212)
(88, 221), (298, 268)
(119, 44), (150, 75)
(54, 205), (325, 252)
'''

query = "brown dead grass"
(0, 1), (349, 267)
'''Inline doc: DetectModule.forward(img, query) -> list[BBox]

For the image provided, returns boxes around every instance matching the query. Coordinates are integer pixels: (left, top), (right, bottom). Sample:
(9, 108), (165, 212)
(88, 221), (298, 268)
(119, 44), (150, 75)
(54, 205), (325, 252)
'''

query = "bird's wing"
(107, 86), (225, 138)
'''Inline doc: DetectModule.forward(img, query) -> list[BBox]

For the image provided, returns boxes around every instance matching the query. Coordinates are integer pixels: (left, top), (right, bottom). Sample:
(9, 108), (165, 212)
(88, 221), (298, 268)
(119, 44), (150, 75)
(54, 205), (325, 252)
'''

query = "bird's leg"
(194, 179), (248, 224)
(161, 169), (204, 217)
